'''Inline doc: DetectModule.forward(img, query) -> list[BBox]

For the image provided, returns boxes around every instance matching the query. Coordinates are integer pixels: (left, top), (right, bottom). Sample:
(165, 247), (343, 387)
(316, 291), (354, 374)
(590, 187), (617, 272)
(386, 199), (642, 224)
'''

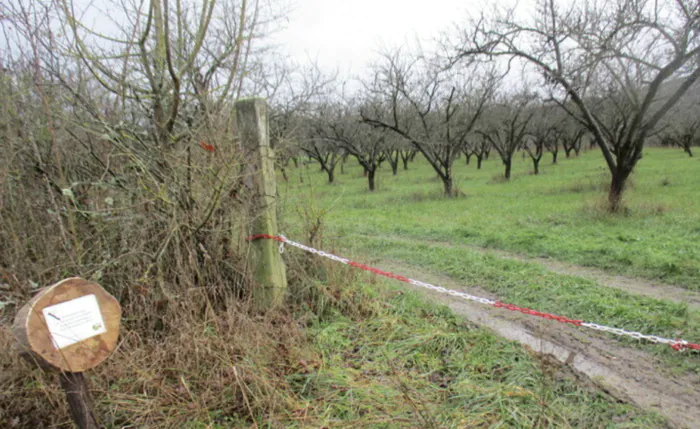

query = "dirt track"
(381, 260), (700, 429)
(363, 234), (700, 310)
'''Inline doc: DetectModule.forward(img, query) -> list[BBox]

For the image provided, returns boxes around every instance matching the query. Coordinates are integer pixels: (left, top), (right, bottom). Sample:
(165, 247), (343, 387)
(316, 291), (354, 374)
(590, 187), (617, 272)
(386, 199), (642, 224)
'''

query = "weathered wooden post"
(12, 277), (121, 429)
(236, 98), (288, 310)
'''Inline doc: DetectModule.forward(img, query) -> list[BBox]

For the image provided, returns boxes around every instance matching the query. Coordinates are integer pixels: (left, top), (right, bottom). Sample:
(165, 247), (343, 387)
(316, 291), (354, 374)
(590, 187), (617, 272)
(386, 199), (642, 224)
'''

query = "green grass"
(288, 277), (667, 428)
(279, 148), (700, 372)
(281, 148), (700, 291)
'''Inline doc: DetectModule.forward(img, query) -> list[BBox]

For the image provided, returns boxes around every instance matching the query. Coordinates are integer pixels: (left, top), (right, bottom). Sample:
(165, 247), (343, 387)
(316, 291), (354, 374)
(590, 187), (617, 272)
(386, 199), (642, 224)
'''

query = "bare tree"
(362, 49), (498, 196)
(315, 101), (387, 191)
(383, 134), (407, 176)
(299, 136), (342, 183)
(660, 103), (700, 157)
(399, 147), (417, 170)
(479, 94), (535, 179)
(527, 105), (560, 171)
(455, 0), (700, 210)
(256, 61), (336, 181)
(470, 135), (491, 169)
(558, 113), (587, 158)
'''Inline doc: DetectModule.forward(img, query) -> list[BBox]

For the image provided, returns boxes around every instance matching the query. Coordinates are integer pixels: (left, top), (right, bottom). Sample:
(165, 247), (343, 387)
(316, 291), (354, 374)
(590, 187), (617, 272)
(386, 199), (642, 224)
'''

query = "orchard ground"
(278, 147), (700, 425)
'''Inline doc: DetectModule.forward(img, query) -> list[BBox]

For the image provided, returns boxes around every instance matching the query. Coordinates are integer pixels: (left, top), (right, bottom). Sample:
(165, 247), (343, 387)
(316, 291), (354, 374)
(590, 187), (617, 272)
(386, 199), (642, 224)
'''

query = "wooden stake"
(12, 278), (121, 428)
(236, 98), (288, 310)
(58, 372), (99, 429)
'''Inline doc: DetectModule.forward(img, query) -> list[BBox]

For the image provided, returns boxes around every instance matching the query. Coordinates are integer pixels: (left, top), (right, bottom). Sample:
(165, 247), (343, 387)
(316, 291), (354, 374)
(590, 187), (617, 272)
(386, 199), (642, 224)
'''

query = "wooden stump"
(12, 277), (121, 372)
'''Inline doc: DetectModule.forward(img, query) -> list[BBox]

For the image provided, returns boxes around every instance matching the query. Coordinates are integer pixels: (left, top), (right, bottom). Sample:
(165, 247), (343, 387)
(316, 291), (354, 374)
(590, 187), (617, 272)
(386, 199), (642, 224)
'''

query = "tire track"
(381, 260), (700, 429)
(361, 234), (700, 310)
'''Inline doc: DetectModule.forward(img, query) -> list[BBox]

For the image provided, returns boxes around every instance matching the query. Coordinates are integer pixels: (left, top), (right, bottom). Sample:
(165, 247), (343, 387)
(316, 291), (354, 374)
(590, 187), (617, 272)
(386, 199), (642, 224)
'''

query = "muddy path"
(381, 260), (700, 429)
(363, 234), (700, 310)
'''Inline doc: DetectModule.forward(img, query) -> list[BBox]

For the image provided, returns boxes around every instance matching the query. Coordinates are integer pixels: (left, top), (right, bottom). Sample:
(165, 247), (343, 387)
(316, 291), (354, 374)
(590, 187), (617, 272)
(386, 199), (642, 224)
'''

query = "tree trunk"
(465, 153), (472, 165)
(504, 159), (512, 179)
(533, 158), (540, 175)
(292, 157), (299, 168)
(402, 157), (409, 170)
(574, 146), (581, 156)
(552, 151), (558, 164)
(326, 167), (334, 184)
(684, 146), (694, 157)
(391, 162), (398, 175)
(608, 171), (629, 212)
(442, 175), (453, 196)
(368, 169), (376, 191)
(565, 147), (572, 158)
(477, 156), (483, 169)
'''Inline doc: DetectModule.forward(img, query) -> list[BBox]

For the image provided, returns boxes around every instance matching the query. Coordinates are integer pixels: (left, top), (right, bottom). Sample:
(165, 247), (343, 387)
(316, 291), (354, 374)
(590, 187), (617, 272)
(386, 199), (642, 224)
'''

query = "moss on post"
(236, 98), (287, 310)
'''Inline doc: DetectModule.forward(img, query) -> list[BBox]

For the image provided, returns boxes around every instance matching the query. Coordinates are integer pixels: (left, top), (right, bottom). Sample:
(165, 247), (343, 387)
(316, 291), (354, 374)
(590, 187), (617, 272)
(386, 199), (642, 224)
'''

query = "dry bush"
(1, 247), (373, 428)
(0, 5), (322, 426)
(1, 293), (308, 428)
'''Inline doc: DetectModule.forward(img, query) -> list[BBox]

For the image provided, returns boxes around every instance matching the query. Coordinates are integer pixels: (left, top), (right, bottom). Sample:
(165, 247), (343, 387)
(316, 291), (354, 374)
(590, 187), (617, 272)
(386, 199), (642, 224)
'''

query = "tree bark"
(552, 151), (558, 164)
(442, 166), (453, 196)
(608, 171), (630, 212)
(442, 176), (453, 196)
(326, 167), (334, 183)
(477, 156), (483, 169)
(368, 169), (376, 191)
(504, 159), (512, 179)
(533, 159), (540, 175)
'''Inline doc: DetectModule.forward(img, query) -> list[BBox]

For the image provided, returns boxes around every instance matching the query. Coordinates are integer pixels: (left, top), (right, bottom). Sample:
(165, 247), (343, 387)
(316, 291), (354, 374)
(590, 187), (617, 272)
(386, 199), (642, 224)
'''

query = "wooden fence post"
(236, 98), (288, 310)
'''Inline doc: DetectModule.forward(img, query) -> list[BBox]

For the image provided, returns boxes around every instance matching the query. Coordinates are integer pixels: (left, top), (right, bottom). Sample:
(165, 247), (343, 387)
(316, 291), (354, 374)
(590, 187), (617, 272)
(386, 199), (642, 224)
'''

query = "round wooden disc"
(12, 277), (121, 372)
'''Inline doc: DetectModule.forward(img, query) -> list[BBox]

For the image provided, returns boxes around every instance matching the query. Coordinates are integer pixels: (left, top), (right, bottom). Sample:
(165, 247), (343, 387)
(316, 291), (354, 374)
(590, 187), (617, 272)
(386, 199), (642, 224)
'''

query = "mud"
(382, 260), (700, 429)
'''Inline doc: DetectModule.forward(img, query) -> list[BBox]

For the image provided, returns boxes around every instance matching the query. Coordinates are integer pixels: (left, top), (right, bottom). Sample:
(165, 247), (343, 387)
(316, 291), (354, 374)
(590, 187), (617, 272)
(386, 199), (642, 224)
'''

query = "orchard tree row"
(270, 0), (700, 212)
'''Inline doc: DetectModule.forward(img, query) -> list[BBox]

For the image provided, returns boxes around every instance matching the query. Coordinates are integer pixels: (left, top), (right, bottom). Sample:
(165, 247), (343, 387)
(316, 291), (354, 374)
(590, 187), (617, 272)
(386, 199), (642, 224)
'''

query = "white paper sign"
(42, 294), (107, 349)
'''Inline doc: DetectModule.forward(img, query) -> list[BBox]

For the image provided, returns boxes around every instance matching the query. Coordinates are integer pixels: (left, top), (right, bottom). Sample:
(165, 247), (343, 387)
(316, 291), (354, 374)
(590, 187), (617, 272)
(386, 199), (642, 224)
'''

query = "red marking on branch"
(200, 141), (215, 153)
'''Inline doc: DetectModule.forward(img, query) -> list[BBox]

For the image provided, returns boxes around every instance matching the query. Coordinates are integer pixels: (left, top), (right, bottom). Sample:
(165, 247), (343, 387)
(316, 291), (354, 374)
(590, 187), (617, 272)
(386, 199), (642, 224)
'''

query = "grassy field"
(281, 148), (700, 291)
(280, 148), (700, 372)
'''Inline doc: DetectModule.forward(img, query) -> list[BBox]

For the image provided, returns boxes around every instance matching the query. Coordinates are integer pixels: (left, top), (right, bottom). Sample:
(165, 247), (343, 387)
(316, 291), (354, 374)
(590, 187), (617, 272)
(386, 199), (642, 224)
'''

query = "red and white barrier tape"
(247, 234), (700, 352)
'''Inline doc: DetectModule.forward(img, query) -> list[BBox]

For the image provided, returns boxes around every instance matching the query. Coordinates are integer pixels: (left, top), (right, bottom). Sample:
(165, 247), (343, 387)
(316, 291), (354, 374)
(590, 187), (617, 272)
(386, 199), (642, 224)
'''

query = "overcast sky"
(271, 0), (473, 80)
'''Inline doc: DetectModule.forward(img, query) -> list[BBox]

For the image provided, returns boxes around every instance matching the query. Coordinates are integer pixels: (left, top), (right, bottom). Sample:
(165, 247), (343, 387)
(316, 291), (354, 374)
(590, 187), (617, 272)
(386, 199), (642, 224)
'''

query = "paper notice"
(42, 294), (107, 349)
